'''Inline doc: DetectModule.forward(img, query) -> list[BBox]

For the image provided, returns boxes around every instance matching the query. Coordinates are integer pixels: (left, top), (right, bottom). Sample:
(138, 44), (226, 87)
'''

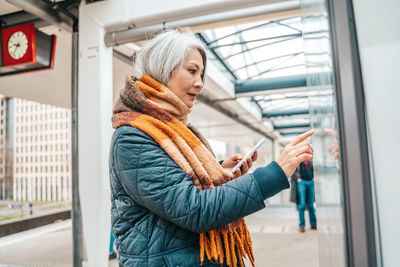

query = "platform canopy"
(198, 17), (332, 138)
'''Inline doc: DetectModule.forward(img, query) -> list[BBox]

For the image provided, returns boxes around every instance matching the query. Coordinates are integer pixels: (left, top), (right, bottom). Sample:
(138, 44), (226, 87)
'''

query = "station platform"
(0, 206), (319, 267)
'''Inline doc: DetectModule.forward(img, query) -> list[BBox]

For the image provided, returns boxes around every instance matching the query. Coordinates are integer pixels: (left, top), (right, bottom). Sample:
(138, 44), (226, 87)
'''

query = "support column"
(273, 139), (281, 161)
(78, 3), (113, 267)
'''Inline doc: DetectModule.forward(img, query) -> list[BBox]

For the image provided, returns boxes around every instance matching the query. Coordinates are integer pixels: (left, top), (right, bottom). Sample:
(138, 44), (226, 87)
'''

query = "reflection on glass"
(301, 0), (347, 266)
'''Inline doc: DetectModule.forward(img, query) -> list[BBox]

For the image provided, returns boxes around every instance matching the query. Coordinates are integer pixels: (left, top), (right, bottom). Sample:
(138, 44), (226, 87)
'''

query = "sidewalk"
(0, 206), (319, 267)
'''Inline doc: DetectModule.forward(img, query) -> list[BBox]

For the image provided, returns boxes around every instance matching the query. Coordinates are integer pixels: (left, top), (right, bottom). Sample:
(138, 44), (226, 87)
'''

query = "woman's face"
(167, 49), (204, 108)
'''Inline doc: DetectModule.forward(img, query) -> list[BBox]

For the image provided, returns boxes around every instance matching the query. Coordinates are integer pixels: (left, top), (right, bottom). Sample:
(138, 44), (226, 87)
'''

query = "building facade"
(0, 96), (71, 202)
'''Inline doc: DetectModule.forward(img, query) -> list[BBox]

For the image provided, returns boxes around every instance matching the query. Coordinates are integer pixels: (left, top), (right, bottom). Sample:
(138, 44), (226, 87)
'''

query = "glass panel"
(301, 0), (347, 266)
(201, 17), (306, 82)
(352, 0), (398, 265)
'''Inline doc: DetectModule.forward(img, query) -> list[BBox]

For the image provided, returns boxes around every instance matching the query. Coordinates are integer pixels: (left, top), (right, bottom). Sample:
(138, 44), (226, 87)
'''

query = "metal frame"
(198, 16), (304, 84)
(207, 19), (296, 45)
(208, 33), (302, 49)
(0, 10), (47, 28)
(262, 109), (309, 118)
(71, 21), (83, 267)
(198, 16), (309, 127)
(196, 33), (238, 80)
(328, 0), (379, 266)
(273, 122), (310, 129)
(279, 130), (306, 136)
(221, 35), (300, 61)
(235, 74), (307, 93)
(7, 0), (75, 32)
(232, 52), (303, 72)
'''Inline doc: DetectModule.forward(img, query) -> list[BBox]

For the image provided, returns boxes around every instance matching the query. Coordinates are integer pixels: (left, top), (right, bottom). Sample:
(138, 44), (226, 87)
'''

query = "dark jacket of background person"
(289, 162), (314, 204)
(109, 126), (290, 266)
(289, 172), (299, 204)
(298, 161), (313, 180)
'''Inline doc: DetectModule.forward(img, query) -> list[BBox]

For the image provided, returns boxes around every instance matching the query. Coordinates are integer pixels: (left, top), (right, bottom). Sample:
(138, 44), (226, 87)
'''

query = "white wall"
(351, 1), (400, 266)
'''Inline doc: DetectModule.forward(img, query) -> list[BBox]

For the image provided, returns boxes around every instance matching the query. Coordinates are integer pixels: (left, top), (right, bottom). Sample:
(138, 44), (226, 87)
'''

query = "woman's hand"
(277, 130), (314, 178)
(221, 151), (258, 179)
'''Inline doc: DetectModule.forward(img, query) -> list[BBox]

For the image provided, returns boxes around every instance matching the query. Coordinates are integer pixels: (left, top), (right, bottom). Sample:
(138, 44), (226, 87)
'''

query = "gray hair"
(134, 29), (207, 85)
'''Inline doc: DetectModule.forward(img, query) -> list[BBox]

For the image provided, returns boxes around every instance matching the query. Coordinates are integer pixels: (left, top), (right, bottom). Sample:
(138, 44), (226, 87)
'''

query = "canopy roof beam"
(273, 122), (311, 129)
(262, 109), (309, 118)
(235, 74), (307, 94)
(279, 130), (307, 136)
(7, 0), (75, 32)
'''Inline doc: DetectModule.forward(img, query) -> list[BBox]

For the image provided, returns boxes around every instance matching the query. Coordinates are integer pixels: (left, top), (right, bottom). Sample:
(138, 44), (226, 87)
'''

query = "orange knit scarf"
(112, 75), (255, 267)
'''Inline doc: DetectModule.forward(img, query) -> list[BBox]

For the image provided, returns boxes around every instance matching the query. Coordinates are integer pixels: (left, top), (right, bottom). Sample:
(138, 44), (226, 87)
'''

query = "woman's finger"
(246, 156), (253, 170)
(295, 145), (313, 157)
(289, 129), (315, 147)
(241, 158), (249, 174)
(293, 142), (313, 155)
(234, 167), (242, 178)
(297, 153), (313, 164)
(251, 150), (258, 162)
(293, 140), (310, 150)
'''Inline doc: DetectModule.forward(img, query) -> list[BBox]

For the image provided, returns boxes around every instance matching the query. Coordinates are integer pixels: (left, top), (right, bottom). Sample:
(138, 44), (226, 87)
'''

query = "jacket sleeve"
(112, 126), (289, 233)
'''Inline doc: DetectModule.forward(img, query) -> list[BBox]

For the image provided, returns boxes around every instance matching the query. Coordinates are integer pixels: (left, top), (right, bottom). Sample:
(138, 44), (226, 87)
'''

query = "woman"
(110, 29), (313, 267)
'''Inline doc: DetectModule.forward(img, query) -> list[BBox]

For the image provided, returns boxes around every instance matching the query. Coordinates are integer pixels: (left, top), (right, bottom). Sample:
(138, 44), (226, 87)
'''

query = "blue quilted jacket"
(109, 126), (289, 266)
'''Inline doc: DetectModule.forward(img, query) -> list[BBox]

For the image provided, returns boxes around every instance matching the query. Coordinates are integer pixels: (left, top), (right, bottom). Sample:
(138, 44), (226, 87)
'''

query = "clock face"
(7, 31), (29, 60)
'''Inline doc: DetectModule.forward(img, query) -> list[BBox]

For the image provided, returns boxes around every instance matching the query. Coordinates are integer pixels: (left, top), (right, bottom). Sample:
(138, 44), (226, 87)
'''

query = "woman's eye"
(189, 69), (196, 74)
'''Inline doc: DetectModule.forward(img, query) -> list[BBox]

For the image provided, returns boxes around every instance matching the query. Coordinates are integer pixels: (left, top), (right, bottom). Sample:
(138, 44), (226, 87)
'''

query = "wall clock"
(8, 31), (29, 60)
(0, 23), (56, 76)
(1, 23), (36, 67)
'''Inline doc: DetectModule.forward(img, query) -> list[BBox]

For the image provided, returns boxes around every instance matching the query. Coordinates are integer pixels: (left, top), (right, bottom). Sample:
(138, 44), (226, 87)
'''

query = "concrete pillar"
(78, 3), (114, 267)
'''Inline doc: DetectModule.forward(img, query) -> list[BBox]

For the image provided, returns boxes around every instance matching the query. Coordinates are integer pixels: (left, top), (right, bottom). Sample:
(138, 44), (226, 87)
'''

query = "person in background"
(295, 160), (317, 232)
(109, 29), (314, 267)
(109, 230), (116, 259)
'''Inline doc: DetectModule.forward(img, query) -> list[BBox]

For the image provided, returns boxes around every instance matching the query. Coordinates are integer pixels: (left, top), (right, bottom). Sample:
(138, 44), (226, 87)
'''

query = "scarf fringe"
(200, 225), (255, 267)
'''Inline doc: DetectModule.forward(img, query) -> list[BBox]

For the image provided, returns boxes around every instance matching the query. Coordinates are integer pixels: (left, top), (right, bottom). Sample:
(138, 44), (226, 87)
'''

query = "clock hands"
(7, 31), (28, 60)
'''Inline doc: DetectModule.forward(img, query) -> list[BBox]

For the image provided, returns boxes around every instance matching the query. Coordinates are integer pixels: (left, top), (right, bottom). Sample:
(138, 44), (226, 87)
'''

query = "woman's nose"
(194, 78), (203, 91)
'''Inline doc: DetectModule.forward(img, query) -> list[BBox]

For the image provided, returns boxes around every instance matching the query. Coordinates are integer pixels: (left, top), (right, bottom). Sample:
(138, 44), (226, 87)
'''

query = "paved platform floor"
(0, 206), (320, 267)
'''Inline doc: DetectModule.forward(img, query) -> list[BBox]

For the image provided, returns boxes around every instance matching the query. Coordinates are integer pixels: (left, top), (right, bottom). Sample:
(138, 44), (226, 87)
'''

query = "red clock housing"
(0, 23), (56, 76)
(1, 23), (37, 67)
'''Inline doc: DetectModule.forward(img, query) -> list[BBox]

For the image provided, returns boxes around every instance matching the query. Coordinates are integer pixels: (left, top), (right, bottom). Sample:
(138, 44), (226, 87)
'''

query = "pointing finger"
(290, 129), (315, 146)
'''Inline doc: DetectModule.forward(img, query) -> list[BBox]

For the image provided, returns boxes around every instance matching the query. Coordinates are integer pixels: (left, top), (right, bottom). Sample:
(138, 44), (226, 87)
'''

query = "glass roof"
(199, 17), (305, 82)
(198, 17), (313, 137)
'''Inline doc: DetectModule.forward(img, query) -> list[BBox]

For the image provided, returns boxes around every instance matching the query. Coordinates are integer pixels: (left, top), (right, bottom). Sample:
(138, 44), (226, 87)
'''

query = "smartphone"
(232, 138), (266, 173)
